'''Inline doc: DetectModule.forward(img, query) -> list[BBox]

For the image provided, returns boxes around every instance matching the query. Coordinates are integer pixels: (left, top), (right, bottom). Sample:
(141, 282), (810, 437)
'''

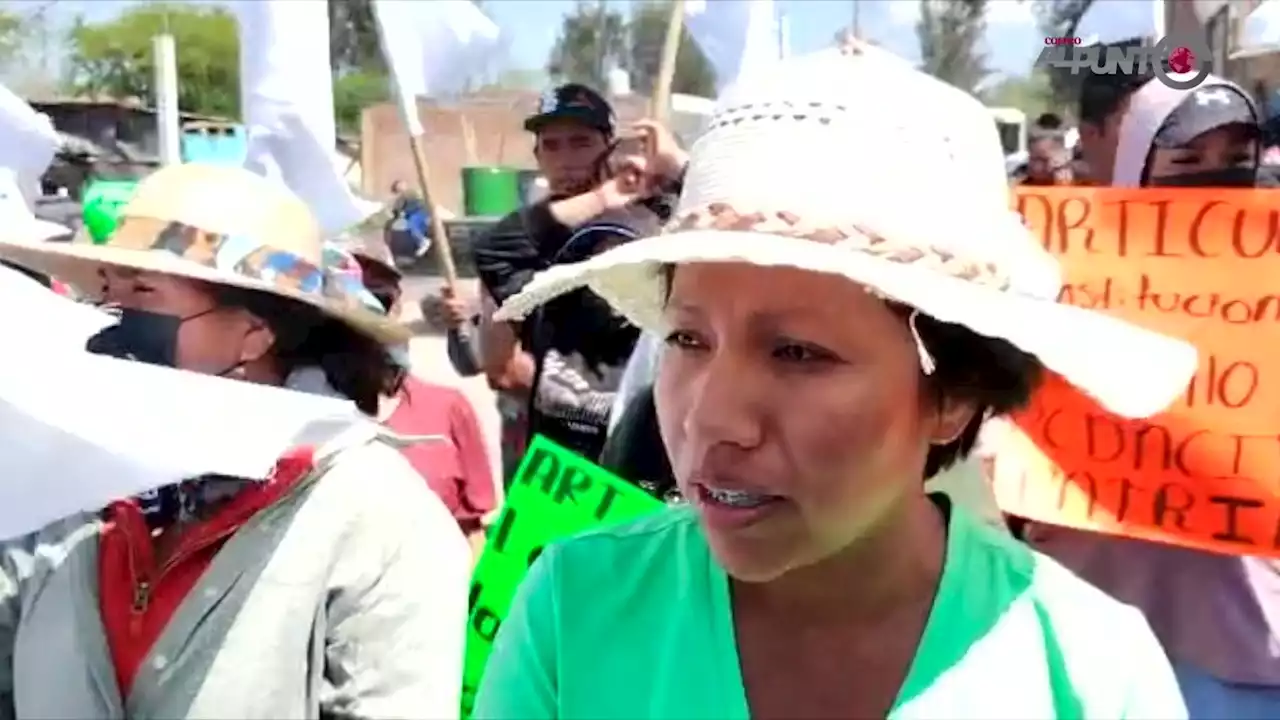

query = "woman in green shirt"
(476, 44), (1194, 719)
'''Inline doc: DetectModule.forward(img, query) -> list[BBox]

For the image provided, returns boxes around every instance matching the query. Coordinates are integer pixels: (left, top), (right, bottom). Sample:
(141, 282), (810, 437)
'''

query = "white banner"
(0, 268), (365, 541)
(235, 0), (381, 234)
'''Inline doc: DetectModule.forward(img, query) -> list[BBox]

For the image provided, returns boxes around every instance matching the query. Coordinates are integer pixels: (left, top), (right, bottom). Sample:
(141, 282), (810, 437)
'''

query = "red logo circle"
(1169, 46), (1195, 74)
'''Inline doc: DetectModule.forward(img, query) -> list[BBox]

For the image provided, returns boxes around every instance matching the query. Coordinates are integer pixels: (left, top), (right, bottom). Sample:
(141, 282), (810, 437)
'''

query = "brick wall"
(360, 91), (652, 215)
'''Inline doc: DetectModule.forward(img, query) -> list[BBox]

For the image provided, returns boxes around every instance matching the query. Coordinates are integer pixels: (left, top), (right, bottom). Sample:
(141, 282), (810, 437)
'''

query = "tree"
(1035, 0), (1094, 41)
(626, 1), (715, 97)
(474, 68), (549, 93)
(65, 4), (240, 118)
(546, 0), (716, 97)
(984, 70), (1057, 118)
(547, 1), (628, 90)
(328, 0), (383, 73)
(1033, 0), (1095, 107)
(916, 0), (988, 93)
(0, 10), (24, 73)
(333, 69), (389, 133)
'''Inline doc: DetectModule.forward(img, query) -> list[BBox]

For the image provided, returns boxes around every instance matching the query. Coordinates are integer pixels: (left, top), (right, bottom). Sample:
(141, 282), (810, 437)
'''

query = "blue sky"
(35, 0), (1165, 83)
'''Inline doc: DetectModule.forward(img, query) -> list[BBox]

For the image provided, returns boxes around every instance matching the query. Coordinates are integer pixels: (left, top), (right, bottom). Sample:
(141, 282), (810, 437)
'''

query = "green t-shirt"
(474, 502), (1187, 719)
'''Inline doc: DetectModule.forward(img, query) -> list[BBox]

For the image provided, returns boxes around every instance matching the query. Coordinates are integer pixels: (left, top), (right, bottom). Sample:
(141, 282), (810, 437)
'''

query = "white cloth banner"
(235, 0), (381, 234)
(0, 267), (367, 541)
(372, 0), (502, 136)
(685, 0), (785, 93)
(0, 168), (70, 243)
(0, 83), (59, 207)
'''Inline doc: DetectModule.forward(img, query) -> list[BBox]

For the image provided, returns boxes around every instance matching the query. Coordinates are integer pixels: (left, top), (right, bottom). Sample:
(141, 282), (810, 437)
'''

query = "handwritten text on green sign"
(461, 436), (663, 715)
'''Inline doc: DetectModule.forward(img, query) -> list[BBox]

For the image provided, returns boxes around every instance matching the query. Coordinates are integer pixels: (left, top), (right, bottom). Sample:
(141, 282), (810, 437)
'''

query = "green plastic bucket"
(461, 166), (520, 217)
(82, 179), (139, 244)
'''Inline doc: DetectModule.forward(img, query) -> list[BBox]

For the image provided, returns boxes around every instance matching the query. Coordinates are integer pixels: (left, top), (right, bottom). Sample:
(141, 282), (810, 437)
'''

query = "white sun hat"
(495, 43), (1198, 420)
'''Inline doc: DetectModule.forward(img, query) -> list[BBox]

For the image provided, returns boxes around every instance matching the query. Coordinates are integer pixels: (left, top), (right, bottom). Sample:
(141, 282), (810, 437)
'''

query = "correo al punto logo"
(1036, 32), (1213, 90)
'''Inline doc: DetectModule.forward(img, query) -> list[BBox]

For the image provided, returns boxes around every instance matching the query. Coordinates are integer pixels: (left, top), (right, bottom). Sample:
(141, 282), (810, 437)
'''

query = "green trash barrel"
(461, 166), (520, 217)
(82, 179), (139, 245)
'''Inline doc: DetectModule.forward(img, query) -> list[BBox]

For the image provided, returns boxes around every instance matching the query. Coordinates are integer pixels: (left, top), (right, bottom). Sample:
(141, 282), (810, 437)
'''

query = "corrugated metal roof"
(30, 97), (229, 124)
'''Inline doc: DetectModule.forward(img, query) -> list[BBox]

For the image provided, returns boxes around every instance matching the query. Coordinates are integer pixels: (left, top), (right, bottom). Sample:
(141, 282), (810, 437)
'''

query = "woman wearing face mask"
(1111, 77), (1261, 188)
(1074, 70), (1263, 190)
(1021, 75), (1280, 718)
(473, 48), (1194, 719)
(0, 164), (470, 719)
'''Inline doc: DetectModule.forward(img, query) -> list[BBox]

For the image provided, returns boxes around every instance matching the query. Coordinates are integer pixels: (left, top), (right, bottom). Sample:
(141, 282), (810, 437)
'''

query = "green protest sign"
(461, 436), (664, 716)
(81, 179), (138, 245)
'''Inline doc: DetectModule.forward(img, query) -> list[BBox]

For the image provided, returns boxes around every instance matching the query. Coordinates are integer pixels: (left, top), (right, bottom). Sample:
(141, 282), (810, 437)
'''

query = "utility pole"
(852, 0), (861, 39)
(595, 0), (608, 88)
(153, 33), (180, 166)
(32, 0), (61, 83)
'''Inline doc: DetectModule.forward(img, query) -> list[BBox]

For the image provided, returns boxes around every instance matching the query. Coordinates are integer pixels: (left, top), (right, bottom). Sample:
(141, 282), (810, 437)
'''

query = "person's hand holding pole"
(596, 153), (659, 210)
(630, 119), (689, 183)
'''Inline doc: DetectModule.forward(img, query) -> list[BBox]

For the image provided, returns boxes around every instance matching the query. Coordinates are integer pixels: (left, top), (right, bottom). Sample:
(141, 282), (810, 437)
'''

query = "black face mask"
(86, 307), (218, 369)
(1147, 167), (1259, 188)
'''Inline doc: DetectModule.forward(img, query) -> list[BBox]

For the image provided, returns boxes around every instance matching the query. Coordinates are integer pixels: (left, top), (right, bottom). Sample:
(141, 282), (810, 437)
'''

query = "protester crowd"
(2, 36), (1279, 720)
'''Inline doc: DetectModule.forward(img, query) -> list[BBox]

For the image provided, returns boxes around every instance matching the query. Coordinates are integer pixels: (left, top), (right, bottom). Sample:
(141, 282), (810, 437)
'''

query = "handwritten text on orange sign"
(996, 188), (1280, 556)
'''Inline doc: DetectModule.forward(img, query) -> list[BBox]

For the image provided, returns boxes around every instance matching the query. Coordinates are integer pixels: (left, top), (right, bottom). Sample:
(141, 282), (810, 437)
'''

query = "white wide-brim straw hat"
(496, 43), (1198, 420)
(0, 163), (409, 345)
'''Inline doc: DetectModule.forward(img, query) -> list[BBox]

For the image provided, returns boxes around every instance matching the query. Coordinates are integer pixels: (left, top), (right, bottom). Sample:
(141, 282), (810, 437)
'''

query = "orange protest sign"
(993, 187), (1280, 557)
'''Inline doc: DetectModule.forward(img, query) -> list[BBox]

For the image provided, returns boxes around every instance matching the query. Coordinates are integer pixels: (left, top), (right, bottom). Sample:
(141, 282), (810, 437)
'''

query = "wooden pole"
(651, 0), (686, 123)
(461, 115), (479, 166)
(405, 130), (459, 287)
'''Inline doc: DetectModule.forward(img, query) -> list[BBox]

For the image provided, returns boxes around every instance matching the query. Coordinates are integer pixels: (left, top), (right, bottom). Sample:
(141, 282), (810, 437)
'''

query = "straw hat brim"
(0, 235), (411, 345)
(495, 230), (1198, 420)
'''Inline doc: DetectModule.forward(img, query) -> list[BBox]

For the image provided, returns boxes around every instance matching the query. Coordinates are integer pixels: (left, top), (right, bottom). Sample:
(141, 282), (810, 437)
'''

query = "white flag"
(685, 0), (784, 93)
(235, 0), (381, 235)
(0, 168), (70, 243)
(0, 84), (59, 206)
(0, 266), (370, 541)
(373, 0), (503, 136)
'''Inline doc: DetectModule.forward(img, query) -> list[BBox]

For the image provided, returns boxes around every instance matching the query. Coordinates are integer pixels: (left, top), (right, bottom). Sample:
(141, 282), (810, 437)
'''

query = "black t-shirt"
(597, 384), (680, 503)
(472, 201), (667, 460)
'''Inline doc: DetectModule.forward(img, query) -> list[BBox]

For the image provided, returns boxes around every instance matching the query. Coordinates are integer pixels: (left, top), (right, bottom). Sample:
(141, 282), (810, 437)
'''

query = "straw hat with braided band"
(495, 45), (1198, 420)
(0, 163), (409, 345)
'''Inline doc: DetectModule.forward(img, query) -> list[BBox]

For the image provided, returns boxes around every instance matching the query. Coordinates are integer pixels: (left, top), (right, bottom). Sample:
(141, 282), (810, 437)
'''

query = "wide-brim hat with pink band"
(0, 163), (409, 345)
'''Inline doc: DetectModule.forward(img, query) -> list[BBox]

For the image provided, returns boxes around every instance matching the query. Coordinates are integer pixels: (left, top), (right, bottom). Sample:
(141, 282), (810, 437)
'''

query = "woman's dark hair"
(353, 254), (403, 313)
(1034, 112), (1064, 131)
(659, 265), (1044, 479)
(212, 285), (404, 415)
(887, 305), (1043, 477)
